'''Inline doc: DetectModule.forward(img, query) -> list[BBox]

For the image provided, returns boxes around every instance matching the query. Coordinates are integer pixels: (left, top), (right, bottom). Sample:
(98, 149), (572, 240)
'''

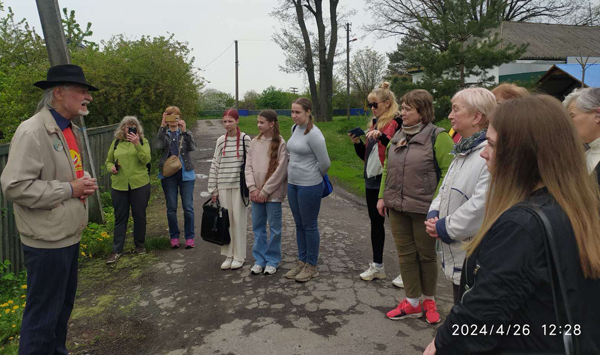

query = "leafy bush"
(0, 5), (203, 143)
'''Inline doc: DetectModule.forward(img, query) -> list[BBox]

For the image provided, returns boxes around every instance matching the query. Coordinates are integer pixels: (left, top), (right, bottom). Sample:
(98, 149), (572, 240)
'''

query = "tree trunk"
(293, 0), (320, 118)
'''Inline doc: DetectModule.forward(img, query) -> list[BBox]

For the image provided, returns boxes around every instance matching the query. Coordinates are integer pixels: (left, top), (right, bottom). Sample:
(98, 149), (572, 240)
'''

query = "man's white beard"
(78, 109), (89, 116)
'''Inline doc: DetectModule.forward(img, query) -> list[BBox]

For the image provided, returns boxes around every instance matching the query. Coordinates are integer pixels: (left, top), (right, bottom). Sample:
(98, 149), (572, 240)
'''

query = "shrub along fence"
(0, 123), (118, 273)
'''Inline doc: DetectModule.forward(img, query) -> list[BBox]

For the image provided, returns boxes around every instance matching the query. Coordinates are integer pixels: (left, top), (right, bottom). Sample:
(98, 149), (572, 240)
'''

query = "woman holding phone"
(348, 82), (403, 286)
(105, 116), (151, 264)
(156, 106), (197, 249)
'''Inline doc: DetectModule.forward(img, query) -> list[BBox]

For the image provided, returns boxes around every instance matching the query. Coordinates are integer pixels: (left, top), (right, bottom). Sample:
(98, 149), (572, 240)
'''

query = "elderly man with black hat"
(0, 64), (99, 354)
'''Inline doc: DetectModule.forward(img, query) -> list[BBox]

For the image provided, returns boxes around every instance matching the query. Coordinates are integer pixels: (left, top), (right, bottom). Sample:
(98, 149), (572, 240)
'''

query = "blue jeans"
(20, 243), (79, 355)
(287, 182), (323, 266)
(251, 201), (283, 268)
(161, 170), (195, 240)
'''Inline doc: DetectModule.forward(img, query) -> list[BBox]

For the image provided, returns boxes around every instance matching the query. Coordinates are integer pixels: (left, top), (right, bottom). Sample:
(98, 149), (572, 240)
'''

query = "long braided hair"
(257, 110), (282, 181)
(222, 109), (241, 158)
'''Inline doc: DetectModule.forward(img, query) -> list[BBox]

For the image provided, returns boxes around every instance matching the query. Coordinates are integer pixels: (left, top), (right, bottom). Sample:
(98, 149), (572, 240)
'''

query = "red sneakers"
(386, 299), (423, 320)
(422, 299), (441, 324)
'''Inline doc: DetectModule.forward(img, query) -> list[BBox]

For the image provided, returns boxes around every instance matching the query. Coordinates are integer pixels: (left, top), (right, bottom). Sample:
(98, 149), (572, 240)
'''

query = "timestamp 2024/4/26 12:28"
(451, 324), (582, 337)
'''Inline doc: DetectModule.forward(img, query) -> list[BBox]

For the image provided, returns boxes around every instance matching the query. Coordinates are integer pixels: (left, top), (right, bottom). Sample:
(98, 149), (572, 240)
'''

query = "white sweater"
(208, 133), (251, 195)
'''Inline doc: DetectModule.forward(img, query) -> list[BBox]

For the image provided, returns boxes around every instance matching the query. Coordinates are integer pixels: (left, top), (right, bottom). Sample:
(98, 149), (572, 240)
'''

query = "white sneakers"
(251, 264), (277, 275)
(264, 266), (277, 275)
(230, 259), (245, 270)
(251, 264), (264, 274)
(221, 257), (233, 270)
(221, 257), (244, 270)
(360, 263), (387, 281)
(392, 274), (404, 288)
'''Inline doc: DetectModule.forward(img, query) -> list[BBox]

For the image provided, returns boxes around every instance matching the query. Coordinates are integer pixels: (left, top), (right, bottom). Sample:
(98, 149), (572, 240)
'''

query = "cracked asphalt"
(71, 119), (453, 355)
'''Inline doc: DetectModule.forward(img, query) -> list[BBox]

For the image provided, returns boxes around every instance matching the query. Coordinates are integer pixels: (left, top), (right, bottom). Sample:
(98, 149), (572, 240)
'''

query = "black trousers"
(111, 183), (151, 254)
(20, 243), (79, 355)
(366, 188), (386, 264)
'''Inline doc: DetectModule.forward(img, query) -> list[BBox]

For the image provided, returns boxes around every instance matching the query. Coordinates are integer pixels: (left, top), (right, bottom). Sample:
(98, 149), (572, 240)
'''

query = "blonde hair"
(491, 83), (529, 103)
(367, 82), (400, 129)
(164, 105), (182, 117)
(401, 89), (435, 124)
(114, 116), (145, 141)
(466, 95), (600, 279)
(452, 88), (497, 129)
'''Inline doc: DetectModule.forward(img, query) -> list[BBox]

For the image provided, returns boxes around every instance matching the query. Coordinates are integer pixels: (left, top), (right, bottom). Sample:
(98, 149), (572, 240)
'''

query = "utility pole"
(289, 87), (298, 94)
(36, 0), (104, 223)
(235, 40), (239, 109)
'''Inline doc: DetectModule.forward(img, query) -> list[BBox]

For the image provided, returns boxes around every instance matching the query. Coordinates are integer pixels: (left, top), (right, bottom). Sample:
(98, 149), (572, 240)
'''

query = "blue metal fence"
(199, 108), (370, 117)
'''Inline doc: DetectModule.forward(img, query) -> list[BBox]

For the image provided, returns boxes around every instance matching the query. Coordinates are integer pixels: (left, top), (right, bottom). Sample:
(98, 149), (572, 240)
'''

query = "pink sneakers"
(185, 239), (195, 249)
(422, 299), (441, 324)
(171, 239), (179, 249)
(386, 299), (423, 320)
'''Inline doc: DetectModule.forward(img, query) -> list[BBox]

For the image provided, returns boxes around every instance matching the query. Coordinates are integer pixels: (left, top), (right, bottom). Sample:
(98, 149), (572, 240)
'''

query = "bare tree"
(271, 0), (341, 121)
(365, 0), (589, 40)
(346, 48), (387, 102)
(576, 56), (597, 89)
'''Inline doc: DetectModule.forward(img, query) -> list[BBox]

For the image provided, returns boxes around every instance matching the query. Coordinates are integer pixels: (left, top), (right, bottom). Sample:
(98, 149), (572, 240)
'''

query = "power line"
(201, 42), (235, 70)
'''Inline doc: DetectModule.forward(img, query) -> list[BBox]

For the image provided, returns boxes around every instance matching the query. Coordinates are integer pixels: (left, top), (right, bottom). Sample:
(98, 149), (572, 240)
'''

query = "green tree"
(256, 86), (299, 109)
(239, 90), (259, 110)
(0, 4), (203, 142)
(62, 8), (94, 49)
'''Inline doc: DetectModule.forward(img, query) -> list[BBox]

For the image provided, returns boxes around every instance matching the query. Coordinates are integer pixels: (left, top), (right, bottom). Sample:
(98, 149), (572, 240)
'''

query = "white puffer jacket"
(427, 139), (490, 285)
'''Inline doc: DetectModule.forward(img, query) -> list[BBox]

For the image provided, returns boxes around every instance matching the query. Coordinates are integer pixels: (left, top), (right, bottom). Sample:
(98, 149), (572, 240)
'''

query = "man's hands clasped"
(70, 177), (99, 201)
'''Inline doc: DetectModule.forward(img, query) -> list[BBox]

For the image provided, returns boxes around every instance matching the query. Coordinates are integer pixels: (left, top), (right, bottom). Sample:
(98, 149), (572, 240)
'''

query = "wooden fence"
(0, 124), (118, 273)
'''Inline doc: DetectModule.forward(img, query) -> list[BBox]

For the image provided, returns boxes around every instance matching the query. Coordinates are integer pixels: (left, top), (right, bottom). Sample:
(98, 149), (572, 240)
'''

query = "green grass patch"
(237, 115), (451, 196)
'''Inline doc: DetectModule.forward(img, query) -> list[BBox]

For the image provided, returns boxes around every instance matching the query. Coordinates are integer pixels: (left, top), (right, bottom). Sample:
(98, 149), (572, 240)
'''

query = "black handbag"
(200, 198), (230, 245)
(240, 134), (250, 206)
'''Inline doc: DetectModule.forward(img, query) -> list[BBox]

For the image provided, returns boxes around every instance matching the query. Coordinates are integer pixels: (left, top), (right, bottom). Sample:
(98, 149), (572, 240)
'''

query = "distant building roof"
(499, 22), (600, 60)
(538, 63), (600, 99)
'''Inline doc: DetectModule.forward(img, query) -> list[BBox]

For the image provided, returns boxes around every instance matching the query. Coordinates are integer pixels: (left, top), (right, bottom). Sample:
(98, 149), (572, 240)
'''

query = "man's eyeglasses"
(367, 102), (379, 109)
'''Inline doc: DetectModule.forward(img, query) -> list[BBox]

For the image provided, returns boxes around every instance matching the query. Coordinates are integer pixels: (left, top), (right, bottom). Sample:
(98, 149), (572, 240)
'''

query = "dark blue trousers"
(19, 243), (79, 355)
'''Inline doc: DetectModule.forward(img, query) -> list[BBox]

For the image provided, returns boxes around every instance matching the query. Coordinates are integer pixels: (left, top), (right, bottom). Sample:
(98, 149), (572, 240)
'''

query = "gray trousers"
(111, 184), (151, 253)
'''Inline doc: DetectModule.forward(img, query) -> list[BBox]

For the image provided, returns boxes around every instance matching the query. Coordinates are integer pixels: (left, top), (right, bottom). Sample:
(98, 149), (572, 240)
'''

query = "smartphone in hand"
(115, 159), (119, 172)
(128, 127), (137, 135)
(348, 127), (365, 137)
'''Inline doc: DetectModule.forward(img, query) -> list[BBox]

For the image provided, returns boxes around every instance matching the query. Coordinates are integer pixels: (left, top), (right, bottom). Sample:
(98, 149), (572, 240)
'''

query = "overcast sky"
(6, 0), (400, 97)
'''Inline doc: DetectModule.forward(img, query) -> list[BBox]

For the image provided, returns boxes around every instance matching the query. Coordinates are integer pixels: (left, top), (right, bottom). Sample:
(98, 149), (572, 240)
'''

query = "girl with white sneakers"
(208, 109), (251, 270)
(245, 110), (289, 276)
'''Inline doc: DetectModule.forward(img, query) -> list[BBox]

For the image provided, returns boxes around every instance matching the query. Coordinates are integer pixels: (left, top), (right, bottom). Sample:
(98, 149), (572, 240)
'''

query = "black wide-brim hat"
(33, 64), (99, 91)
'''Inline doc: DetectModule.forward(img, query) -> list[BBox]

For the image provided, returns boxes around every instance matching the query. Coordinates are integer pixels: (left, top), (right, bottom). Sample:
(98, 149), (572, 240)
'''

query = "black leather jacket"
(435, 188), (600, 354)
(155, 127), (197, 172)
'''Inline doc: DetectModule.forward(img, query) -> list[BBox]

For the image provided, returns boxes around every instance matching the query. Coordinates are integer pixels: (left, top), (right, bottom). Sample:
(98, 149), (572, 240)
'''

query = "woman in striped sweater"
(208, 109), (251, 270)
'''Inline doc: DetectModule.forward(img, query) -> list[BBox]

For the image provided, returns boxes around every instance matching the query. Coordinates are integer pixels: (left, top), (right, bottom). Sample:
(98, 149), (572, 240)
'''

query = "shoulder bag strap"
(521, 204), (577, 355)
(431, 127), (442, 182)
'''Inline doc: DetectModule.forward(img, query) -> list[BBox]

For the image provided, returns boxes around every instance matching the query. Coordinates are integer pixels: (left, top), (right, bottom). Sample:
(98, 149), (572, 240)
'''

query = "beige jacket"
(245, 135), (288, 202)
(0, 107), (89, 249)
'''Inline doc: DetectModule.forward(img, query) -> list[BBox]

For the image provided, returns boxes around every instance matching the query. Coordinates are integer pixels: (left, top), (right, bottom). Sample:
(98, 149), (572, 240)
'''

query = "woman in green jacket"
(105, 116), (152, 264)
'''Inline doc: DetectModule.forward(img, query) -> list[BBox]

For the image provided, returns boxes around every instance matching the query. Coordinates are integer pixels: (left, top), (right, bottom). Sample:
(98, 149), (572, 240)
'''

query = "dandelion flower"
(13, 305), (18, 310)
(81, 252), (86, 257)
(12, 324), (16, 328)
(8, 300), (13, 304)
(21, 295), (25, 299)
(9, 337), (13, 340)
(11, 310), (15, 313)
(1, 303), (7, 307)
(21, 285), (27, 289)
(4, 309), (9, 314)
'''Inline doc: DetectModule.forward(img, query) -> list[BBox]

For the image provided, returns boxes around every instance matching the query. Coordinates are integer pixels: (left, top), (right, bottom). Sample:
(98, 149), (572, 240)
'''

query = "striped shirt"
(208, 133), (251, 194)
